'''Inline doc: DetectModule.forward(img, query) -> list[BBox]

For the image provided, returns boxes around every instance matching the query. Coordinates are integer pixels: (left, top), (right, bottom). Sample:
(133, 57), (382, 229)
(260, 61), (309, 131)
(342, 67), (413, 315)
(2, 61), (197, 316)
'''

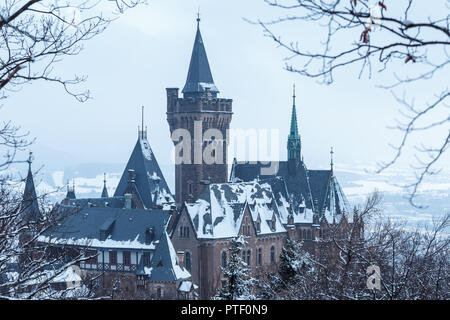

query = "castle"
(18, 17), (352, 300)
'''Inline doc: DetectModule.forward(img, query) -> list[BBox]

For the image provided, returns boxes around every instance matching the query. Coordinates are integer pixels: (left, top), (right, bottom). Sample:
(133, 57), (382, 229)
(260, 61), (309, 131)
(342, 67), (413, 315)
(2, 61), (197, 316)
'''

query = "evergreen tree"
(213, 236), (256, 300)
(279, 239), (311, 282)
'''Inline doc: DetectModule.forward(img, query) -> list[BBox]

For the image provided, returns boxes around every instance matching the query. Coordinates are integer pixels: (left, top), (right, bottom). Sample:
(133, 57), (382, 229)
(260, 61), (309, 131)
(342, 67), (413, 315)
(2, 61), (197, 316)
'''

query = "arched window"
(257, 248), (262, 266)
(184, 226), (189, 238)
(270, 246), (275, 264)
(246, 250), (251, 265)
(185, 252), (191, 271)
(221, 251), (227, 268)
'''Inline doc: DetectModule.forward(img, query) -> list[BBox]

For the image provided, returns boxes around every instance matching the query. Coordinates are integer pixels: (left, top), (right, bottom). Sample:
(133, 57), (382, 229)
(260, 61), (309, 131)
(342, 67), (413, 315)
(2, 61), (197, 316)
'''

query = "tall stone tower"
(166, 17), (233, 205)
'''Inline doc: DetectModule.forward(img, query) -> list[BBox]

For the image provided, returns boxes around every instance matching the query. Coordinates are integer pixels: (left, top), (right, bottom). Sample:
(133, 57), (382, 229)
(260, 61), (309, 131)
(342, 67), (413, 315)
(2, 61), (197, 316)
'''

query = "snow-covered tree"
(279, 239), (312, 281)
(0, 186), (96, 299)
(213, 236), (256, 300)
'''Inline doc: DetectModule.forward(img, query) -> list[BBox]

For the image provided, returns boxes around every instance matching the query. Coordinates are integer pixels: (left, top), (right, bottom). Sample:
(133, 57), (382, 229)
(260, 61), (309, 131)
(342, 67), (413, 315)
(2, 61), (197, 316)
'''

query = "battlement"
(166, 87), (232, 114)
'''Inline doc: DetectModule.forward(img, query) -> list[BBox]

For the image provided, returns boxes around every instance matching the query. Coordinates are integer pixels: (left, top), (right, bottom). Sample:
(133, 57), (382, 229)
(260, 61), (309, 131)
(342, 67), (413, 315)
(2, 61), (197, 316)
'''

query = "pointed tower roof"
(148, 231), (191, 281)
(21, 152), (41, 222)
(182, 15), (219, 98)
(101, 173), (108, 198)
(65, 180), (76, 200)
(114, 110), (174, 209)
(289, 85), (299, 138)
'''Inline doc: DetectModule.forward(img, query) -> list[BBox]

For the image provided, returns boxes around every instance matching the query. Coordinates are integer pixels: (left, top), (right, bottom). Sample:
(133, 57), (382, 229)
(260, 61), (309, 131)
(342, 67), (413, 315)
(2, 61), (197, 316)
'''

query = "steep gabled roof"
(21, 161), (41, 222)
(114, 135), (174, 209)
(182, 19), (219, 98)
(230, 160), (349, 223)
(185, 181), (286, 239)
(231, 160), (314, 210)
(148, 231), (191, 282)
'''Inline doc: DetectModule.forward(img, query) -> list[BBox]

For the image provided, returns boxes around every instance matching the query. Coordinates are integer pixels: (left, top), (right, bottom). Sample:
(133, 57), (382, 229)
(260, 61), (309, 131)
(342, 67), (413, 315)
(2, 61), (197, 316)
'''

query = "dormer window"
(145, 227), (155, 244)
(256, 221), (260, 233)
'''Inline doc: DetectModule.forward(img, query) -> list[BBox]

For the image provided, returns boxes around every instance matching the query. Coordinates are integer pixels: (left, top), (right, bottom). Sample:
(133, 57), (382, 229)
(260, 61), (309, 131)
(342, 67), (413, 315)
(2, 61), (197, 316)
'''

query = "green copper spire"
(289, 85), (299, 137)
(287, 84), (301, 161)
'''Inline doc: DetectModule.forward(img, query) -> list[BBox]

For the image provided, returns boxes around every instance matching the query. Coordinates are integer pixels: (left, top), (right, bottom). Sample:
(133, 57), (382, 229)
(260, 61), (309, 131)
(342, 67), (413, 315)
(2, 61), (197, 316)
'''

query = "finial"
(141, 105), (144, 139)
(196, 7), (201, 27)
(330, 147), (334, 171)
(293, 84), (296, 105)
(27, 151), (33, 170)
(104, 173), (107, 184)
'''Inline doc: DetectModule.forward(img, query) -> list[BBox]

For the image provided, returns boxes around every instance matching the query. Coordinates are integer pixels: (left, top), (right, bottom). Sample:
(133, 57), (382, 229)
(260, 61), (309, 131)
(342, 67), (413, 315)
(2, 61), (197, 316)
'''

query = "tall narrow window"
(270, 246), (275, 264)
(109, 251), (117, 265)
(257, 248), (262, 266)
(185, 252), (191, 271)
(221, 251), (227, 268)
(143, 252), (151, 267)
(246, 249), (251, 266)
(123, 251), (131, 266)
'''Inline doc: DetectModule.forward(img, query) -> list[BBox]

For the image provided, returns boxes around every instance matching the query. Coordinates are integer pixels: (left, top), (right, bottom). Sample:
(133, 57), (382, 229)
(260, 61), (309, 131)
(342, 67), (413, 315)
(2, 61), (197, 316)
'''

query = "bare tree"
(254, 0), (450, 206)
(0, 0), (145, 102)
(258, 192), (450, 300)
(0, 1), (146, 299)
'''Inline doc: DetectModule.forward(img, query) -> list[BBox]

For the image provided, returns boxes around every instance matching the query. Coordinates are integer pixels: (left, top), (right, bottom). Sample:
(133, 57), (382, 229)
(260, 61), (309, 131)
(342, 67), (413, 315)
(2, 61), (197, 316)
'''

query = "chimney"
(204, 87), (211, 100)
(124, 193), (132, 209)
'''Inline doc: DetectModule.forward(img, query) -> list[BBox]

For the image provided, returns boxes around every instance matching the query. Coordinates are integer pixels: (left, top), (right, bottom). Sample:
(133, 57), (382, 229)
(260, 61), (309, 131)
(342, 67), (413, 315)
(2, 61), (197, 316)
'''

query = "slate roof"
(231, 160), (351, 224)
(147, 232), (191, 282)
(184, 181), (286, 239)
(20, 162), (41, 222)
(182, 20), (219, 98)
(65, 196), (126, 210)
(42, 206), (170, 250)
(114, 135), (174, 209)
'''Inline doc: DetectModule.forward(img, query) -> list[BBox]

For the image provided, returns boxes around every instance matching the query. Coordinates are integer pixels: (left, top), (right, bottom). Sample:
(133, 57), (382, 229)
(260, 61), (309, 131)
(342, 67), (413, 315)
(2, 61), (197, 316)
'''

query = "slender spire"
(287, 84), (301, 161)
(66, 179), (76, 200)
(290, 84), (299, 137)
(182, 14), (219, 98)
(101, 173), (109, 198)
(21, 152), (41, 222)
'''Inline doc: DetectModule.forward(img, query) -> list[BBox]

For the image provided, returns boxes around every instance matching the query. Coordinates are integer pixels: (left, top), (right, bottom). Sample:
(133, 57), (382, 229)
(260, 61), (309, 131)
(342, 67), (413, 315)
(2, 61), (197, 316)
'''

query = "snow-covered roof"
(40, 207), (170, 251)
(231, 160), (351, 225)
(146, 232), (191, 282)
(185, 181), (287, 239)
(114, 135), (174, 209)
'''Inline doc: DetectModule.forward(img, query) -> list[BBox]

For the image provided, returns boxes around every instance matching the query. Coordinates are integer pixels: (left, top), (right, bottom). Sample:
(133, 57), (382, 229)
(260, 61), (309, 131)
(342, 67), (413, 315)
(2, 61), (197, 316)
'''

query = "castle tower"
(20, 152), (41, 222)
(287, 85), (301, 173)
(166, 17), (233, 204)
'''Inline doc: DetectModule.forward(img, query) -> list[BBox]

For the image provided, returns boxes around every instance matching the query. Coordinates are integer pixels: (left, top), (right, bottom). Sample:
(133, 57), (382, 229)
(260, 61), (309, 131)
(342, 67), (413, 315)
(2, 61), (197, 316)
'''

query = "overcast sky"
(2, 0), (448, 189)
